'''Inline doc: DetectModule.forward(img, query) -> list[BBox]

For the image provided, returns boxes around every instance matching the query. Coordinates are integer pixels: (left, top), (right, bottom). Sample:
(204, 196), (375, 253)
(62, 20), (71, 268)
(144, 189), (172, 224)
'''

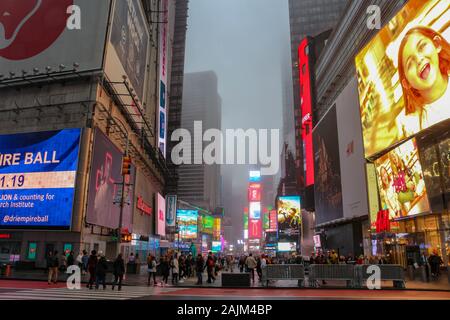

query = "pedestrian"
(428, 250), (444, 279)
(256, 256), (262, 281)
(245, 253), (257, 283)
(196, 254), (205, 285)
(81, 250), (89, 274)
(95, 252), (108, 290)
(47, 251), (59, 285)
(160, 256), (170, 286)
(76, 252), (83, 271)
(87, 250), (98, 289)
(171, 253), (179, 285)
(67, 251), (75, 267)
(186, 254), (193, 278)
(206, 252), (216, 283)
(147, 254), (157, 286)
(112, 253), (125, 291)
(60, 252), (67, 272)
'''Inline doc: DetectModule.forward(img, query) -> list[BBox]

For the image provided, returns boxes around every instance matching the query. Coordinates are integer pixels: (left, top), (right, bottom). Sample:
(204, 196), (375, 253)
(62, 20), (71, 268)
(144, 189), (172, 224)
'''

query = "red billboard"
(248, 183), (261, 202)
(298, 38), (314, 186)
(268, 210), (277, 232)
(248, 219), (262, 239)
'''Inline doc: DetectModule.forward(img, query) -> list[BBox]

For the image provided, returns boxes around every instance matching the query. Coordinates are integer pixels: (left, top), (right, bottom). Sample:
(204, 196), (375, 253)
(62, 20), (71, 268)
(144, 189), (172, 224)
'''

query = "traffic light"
(121, 233), (132, 243)
(122, 156), (131, 175)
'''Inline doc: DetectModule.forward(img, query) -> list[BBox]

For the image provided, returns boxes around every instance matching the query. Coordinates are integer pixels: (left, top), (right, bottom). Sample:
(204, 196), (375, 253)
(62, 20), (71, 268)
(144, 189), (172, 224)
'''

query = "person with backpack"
(147, 254), (157, 286)
(112, 253), (125, 291)
(95, 252), (108, 290)
(206, 252), (216, 283)
(87, 250), (98, 289)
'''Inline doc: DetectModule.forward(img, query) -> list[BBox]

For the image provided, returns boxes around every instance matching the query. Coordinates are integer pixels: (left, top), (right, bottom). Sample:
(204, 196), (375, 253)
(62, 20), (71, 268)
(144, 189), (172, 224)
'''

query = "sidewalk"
(1, 267), (449, 291)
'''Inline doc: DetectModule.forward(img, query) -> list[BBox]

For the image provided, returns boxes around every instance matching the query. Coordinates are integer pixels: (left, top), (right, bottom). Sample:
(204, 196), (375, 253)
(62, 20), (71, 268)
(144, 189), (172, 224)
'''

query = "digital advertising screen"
(249, 170), (261, 182)
(248, 183), (261, 202)
(355, 0), (450, 157)
(156, 193), (166, 236)
(268, 209), (278, 232)
(374, 138), (430, 220)
(249, 218), (262, 239)
(249, 201), (261, 220)
(213, 217), (221, 240)
(202, 215), (214, 234)
(176, 209), (198, 240)
(86, 129), (135, 231)
(277, 196), (301, 235)
(212, 241), (222, 253)
(0, 129), (81, 229)
(277, 242), (297, 252)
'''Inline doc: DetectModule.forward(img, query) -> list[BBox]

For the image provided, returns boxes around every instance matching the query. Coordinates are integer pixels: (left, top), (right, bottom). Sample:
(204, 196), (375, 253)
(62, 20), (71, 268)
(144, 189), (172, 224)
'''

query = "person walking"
(196, 254), (205, 285)
(245, 253), (257, 283)
(81, 250), (89, 275)
(87, 250), (98, 289)
(76, 252), (83, 272)
(147, 254), (157, 286)
(161, 256), (170, 287)
(171, 253), (179, 285)
(112, 253), (125, 291)
(206, 252), (216, 283)
(95, 253), (108, 290)
(428, 250), (444, 279)
(67, 251), (75, 268)
(47, 251), (59, 285)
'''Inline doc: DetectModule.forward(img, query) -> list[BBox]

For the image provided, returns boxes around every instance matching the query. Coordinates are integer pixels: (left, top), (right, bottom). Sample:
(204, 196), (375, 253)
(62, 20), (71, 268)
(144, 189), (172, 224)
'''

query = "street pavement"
(0, 280), (450, 300)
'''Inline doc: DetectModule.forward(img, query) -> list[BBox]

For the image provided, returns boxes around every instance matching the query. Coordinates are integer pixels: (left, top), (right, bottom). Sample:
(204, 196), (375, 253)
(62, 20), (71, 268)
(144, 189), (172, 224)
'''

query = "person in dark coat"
(87, 250), (98, 289)
(95, 253), (108, 290)
(196, 254), (205, 285)
(112, 254), (125, 291)
(160, 256), (170, 287)
(67, 251), (75, 267)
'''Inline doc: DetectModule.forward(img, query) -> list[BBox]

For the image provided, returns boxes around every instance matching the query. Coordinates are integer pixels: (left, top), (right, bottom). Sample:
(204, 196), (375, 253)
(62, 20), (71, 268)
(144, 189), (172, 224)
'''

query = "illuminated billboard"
(374, 138), (430, 220)
(213, 217), (221, 240)
(176, 210), (198, 240)
(277, 242), (297, 252)
(249, 170), (261, 182)
(249, 202), (261, 220)
(355, 0), (450, 157)
(202, 215), (214, 234)
(248, 183), (261, 202)
(0, 129), (81, 229)
(156, 193), (166, 236)
(248, 219), (262, 239)
(86, 129), (135, 230)
(212, 241), (221, 253)
(268, 210), (277, 232)
(277, 196), (301, 236)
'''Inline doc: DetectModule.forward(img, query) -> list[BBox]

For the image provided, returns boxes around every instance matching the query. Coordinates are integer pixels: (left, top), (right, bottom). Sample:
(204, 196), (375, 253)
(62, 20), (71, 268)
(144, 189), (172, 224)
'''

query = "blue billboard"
(0, 129), (81, 229)
(176, 209), (198, 240)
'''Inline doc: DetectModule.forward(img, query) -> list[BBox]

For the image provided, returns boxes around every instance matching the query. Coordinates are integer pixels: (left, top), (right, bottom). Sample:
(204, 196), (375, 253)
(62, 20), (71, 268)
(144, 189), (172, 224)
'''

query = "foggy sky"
(184, 0), (292, 242)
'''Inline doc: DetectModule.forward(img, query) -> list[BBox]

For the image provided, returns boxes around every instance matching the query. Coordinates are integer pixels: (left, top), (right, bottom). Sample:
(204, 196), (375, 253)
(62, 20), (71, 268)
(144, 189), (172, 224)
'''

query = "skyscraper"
(177, 71), (222, 211)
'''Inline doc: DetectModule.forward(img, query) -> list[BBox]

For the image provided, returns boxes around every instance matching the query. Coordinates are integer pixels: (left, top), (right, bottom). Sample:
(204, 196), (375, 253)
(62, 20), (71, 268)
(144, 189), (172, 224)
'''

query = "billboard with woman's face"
(374, 138), (430, 220)
(355, 0), (450, 157)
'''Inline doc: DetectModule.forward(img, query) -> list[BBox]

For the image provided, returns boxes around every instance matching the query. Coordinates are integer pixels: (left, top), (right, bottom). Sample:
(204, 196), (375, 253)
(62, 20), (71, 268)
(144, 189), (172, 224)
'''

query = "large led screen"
(202, 215), (214, 234)
(356, 0), (450, 157)
(249, 201), (261, 219)
(0, 129), (81, 229)
(374, 138), (430, 220)
(277, 196), (301, 237)
(176, 209), (198, 240)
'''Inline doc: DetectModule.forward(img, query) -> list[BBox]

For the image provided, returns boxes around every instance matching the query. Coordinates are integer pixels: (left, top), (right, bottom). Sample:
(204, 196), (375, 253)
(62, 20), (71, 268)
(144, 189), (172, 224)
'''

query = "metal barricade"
(308, 264), (355, 288)
(355, 264), (406, 289)
(262, 265), (305, 287)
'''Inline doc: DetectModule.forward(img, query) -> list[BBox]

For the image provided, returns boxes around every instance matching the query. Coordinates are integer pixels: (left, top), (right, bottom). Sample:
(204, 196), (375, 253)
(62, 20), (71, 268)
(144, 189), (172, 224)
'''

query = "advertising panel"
(298, 37), (315, 186)
(313, 105), (343, 225)
(268, 210), (277, 232)
(156, 193), (166, 236)
(213, 217), (221, 240)
(176, 209), (198, 240)
(277, 242), (297, 252)
(166, 195), (177, 227)
(248, 219), (262, 239)
(201, 234), (210, 253)
(355, 0), (450, 157)
(277, 196), (301, 236)
(0, 0), (111, 82)
(0, 129), (81, 229)
(263, 212), (270, 230)
(249, 170), (261, 182)
(202, 215), (214, 234)
(86, 129), (135, 231)
(248, 183), (261, 202)
(106, 0), (149, 107)
(336, 77), (370, 219)
(374, 138), (430, 220)
(157, 0), (169, 157)
(249, 201), (261, 220)
(212, 241), (221, 253)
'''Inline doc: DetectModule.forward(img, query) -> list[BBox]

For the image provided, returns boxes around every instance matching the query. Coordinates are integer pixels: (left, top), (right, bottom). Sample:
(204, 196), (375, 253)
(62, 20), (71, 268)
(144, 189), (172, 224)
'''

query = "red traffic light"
(122, 156), (131, 176)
